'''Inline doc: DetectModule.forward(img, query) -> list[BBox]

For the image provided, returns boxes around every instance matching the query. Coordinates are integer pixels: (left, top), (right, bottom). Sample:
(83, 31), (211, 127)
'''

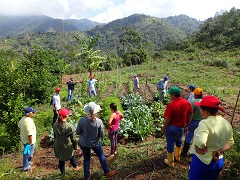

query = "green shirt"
(190, 98), (203, 120)
(189, 115), (234, 165)
(53, 121), (77, 161)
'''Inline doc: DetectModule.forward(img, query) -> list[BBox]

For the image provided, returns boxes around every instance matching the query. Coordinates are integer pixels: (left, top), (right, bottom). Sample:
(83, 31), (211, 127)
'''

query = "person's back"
(77, 116), (104, 147)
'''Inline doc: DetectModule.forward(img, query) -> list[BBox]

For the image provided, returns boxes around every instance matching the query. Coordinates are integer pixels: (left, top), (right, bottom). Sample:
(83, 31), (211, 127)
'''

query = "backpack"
(49, 95), (54, 106)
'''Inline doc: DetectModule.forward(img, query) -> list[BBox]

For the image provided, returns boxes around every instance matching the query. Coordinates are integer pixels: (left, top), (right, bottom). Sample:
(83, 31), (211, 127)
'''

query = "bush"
(100, 96), (123, 126)
(120, 93), (145, 110)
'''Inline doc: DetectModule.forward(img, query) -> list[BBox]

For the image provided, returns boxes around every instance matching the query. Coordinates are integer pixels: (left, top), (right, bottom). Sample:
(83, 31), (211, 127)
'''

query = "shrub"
(100, 96), (123, 126)
(120, 93), (145, 110)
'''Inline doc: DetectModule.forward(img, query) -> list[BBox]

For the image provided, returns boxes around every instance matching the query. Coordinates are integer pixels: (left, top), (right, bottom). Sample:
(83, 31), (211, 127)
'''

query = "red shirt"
(164, 97), (193, 127)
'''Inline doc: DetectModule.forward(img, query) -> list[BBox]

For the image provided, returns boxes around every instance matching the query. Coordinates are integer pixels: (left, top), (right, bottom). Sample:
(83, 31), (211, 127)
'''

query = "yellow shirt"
(18, 116), (36, 144)
(189, 115), (234, 165)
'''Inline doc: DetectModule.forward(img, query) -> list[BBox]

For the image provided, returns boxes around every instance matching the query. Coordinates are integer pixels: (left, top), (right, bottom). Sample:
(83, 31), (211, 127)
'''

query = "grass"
(0, 55), (240, 179)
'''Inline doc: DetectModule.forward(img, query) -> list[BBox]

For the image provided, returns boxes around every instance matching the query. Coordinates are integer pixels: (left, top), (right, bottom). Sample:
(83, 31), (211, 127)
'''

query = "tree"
(74, 36), (105, 76)
(117, 27), (148, 66)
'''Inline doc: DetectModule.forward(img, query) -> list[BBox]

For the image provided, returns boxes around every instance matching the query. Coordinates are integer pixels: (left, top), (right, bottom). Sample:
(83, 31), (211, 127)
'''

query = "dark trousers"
(52, 110), (59, 126)
(108, 129), (118, 154)
(59, 155), (78, 174)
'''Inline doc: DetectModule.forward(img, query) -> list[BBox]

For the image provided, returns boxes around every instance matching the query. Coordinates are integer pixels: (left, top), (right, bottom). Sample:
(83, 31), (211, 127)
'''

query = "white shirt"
(52, 93), (61, 110)
(88, 79), (97, 90)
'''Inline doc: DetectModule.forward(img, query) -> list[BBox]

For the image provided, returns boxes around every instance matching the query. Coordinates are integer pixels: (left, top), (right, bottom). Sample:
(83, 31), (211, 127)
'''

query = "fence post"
(145, 74), (148, 100)
(231, 90), (240, 126)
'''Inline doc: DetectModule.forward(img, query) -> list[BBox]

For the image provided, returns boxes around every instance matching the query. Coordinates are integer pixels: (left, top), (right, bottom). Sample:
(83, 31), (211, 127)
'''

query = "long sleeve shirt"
(189, 115), (234, 165)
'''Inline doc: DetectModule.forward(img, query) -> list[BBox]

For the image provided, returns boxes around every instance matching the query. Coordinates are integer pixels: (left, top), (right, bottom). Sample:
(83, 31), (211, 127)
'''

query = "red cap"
(59, 108), (72, 117)
(194, 95), (225, 112)
(90, 76), (94, 79)
(56, 87), (60, 91)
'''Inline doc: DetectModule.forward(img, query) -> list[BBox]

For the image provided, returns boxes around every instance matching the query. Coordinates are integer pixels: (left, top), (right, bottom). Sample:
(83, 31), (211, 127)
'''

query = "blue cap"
(189, 85), (195, 90)
(133, 74), (137, 76)
(164, 76), (168, 80)
(25, 107), (37, 114)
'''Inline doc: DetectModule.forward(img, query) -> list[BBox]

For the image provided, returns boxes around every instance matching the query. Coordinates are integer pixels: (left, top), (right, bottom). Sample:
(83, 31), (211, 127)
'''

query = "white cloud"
(0, 0), (240, 22)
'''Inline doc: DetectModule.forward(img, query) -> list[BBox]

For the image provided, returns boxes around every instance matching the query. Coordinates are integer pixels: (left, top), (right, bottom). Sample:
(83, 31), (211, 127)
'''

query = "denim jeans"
(58, 155), (78, 174)
(189, 154), (224, 180)
(185, 120), (200, 143)
(68, 89), (73, 101)
(23, 143), (35, 171)
(80, 143), (109, 180)
(88, 89), (97, 97)
(166, 125), (184, 152)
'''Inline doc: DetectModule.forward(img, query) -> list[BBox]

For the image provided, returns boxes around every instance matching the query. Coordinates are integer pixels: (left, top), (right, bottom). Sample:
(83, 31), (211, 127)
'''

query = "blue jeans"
(23, 143), (35, 171)
(80, 143), (109, 180)
(166, 125), (184, 152)
(189, 154), (224, 180)
(88, 89), (96, 97)
(185, 120), (200, 143)
(68, 89), (73, 101)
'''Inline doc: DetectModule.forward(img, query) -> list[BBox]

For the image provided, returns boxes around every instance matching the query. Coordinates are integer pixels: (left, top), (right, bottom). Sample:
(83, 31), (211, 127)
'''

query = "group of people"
(18, 75), (234, 180)
(161, 85), (234, 180)
(19, 86), (123, 179)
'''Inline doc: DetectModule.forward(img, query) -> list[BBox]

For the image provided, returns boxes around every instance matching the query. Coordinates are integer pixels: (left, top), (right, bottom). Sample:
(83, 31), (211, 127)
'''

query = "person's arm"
(161, 118), (171, 135)
(108, 113), (115, 129)
(54, 103), (58, 114)
(76, 119), (82, 135)
(119, 111), (124, 119)
(28, 135), (33, 145)
(98, 121), (104, 138)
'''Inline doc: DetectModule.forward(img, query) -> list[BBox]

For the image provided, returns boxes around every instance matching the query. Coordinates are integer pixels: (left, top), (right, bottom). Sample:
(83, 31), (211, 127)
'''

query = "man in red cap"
(88, 76), (98, 97)
(51, 87), (61, 126)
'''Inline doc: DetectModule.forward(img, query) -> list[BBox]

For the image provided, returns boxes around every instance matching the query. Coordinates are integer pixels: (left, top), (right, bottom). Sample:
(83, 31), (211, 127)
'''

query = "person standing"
(156, 76), (168, 102)
(53, 108), (80, 175)
(18, 106), (37, 171)
(66, 77), (76, 101)
(88, 76), (98, 97)
(161, 86), (193, 167)
(51, 87), (61, 126)
(189, 95), (234, 180)
(107, 103), (124, 157)
(181, 88), (204, 157)
(188, 85), (196, 102)
(132, 74), (139, 94)
(76, 102), (115, 180)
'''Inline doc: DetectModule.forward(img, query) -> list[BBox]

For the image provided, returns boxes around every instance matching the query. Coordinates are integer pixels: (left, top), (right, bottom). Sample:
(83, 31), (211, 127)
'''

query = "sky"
(0, 0), (240, 23)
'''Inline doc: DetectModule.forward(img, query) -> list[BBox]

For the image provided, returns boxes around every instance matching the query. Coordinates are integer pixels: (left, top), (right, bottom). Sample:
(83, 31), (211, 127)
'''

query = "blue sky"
(0, 0), (240, 23)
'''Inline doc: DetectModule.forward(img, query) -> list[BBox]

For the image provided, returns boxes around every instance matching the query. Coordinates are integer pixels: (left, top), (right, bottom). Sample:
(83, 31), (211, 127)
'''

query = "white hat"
(84, 102), (101, 114)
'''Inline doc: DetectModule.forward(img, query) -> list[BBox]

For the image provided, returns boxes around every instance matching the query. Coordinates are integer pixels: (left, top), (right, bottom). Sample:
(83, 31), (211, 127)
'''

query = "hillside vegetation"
(0, 7), (239, 180)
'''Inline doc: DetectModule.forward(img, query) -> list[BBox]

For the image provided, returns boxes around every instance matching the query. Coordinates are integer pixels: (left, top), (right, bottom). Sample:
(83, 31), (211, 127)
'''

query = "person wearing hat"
(66, 77), (76, 101)
(132, 74), (139, 94)
(156, 76), (169, 102)
(76, 102), (115, 180)
(161, 86), (193, 167)
(189, 95), (234, 180)
(181, 88), (204, 157)
(188, 85), (196, 102)
(87, 76), (98, 97)
(53, 108), (80, 175)
(18, 106), (37, 171)
(51, 87), (61, 126)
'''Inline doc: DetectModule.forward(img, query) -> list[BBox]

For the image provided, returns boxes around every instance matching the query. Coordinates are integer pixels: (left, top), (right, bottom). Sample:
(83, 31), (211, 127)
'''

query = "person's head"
(193, 88), (203, 99)
(90, 76), (94, 80)
(194, 95), (225, 118)
(55, 87), (60, 94)
(25, 107), (37, 117)
(133, 74), (137, 78)
(70, 77), (73, 81)
(188, 85), (195, 92)
(164, 76), (168, 81)
(58, 108), (72, 124)
(84, 102), (101, 121)
(166, 86), (181, 99)
(110, 103), (117, 112)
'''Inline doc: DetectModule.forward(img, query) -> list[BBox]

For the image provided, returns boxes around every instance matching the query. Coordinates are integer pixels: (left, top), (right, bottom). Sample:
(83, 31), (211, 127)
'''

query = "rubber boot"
(175, 146), (182, 162)
(164, 152), (174, 167)
(181, 142), (190, 157)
